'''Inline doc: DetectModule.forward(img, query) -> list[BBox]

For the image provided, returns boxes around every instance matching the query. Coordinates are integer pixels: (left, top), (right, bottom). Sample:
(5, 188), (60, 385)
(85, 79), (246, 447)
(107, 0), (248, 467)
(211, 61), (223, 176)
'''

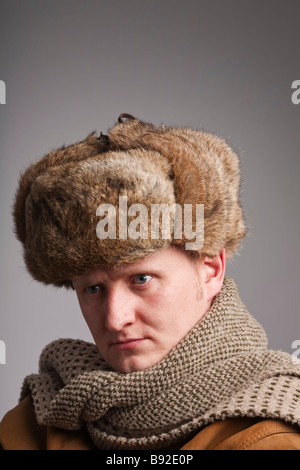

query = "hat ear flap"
(108, 118), (201, 203)
(108, 117), (246, 258)
(13, 132), (109, 245)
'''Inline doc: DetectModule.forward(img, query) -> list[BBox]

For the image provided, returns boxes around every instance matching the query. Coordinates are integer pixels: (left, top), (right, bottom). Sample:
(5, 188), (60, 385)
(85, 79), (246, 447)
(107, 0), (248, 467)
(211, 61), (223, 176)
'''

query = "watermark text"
(0, 80), (6, 104)
(96, 196), (204, 250)
(0, 340), (6, 364)
(291, 340), (300, 365)
(291, 80), (300, 105)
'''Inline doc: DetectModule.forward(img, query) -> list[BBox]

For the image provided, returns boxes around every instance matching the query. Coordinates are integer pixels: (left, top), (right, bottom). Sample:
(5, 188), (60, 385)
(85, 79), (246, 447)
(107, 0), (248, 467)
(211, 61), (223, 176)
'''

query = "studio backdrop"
(0, 0), (299, 420)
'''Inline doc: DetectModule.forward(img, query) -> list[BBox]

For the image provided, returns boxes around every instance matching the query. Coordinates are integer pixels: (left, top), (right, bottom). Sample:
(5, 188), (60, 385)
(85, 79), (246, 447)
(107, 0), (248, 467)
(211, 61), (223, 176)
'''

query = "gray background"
(0, 0), (299, 420)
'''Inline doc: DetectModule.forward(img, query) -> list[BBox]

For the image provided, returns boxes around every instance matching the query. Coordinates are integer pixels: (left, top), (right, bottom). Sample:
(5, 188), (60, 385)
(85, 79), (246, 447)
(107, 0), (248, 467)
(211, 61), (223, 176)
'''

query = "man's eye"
(134, 274), (152, 285)
(86, 284), (101, 295)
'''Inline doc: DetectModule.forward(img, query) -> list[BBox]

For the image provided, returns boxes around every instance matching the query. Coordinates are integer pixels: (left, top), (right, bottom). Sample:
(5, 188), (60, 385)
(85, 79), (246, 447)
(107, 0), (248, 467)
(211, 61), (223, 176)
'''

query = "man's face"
(73, 246), (211, 373)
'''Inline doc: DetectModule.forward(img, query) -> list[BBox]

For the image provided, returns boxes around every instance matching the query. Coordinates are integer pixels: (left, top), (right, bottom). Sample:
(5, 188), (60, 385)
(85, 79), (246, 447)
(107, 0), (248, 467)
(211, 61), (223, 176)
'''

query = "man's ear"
(202, 248), (226, 303)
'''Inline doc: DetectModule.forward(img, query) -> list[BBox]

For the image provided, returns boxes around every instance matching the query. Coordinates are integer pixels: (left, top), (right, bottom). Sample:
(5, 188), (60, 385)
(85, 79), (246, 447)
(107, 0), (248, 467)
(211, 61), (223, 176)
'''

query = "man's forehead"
(73, 246), (194, 287)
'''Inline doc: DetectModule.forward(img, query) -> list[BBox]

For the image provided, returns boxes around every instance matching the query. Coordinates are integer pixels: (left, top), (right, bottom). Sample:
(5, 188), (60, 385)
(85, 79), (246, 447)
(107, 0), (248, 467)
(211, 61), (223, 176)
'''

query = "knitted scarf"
(20, 277), (300, 450)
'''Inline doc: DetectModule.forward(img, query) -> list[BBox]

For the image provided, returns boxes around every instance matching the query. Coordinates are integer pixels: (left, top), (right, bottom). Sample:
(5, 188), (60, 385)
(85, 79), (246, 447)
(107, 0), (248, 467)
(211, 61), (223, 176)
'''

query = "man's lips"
(110, 338), (146, 350)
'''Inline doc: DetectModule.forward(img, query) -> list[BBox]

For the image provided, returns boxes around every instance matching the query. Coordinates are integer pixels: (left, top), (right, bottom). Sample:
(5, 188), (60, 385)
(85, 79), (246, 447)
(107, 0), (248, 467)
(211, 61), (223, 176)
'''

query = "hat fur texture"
(13, 114), (246, 288)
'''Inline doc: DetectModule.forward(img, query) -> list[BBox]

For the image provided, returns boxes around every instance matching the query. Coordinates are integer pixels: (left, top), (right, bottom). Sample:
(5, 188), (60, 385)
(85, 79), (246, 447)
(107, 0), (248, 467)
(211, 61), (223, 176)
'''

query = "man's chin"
(106, 352), (161, 374)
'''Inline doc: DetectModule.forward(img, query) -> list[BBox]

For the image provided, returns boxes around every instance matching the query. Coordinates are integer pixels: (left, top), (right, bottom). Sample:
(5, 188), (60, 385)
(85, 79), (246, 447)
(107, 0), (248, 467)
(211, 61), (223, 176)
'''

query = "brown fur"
(13, 115), (246, 288)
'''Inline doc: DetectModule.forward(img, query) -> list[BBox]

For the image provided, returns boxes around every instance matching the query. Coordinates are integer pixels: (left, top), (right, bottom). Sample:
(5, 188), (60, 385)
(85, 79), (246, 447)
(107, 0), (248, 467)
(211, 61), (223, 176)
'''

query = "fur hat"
(13, 114), (246, 289)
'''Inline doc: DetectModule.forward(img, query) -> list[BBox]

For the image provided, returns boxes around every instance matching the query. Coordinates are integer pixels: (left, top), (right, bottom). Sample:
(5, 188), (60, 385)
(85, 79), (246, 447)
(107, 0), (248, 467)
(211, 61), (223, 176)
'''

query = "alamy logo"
(291, 80), (300, 105)
(0, 340), (6, 364)
(0, 80), (6, 104)
(96, 196), (204, 250)
(291, 340), (300, 365)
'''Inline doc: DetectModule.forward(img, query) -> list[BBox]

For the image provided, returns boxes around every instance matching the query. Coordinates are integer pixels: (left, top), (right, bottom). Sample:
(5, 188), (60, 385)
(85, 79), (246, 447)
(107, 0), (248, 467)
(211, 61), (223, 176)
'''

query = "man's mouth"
(111, 338), (146, 350)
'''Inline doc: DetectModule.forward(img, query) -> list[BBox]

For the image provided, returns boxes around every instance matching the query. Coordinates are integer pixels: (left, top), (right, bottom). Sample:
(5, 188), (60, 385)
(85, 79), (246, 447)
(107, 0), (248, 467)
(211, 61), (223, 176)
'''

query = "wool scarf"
(20, 277), (300, 450)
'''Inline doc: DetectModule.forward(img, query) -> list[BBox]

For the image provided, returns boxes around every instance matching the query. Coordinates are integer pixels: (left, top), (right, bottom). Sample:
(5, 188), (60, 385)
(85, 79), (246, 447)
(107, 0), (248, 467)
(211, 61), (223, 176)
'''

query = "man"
(1, 114), (300, 450)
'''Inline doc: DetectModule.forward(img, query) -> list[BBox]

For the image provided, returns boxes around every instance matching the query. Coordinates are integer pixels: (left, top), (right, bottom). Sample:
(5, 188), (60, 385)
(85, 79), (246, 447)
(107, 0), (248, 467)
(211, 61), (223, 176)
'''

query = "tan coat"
(1, 396), (300, 450)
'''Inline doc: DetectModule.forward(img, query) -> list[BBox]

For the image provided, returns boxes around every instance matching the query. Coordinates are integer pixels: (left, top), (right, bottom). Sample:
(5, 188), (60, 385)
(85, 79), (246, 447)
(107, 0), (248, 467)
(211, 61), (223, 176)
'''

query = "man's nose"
(105, 286), (136, 332)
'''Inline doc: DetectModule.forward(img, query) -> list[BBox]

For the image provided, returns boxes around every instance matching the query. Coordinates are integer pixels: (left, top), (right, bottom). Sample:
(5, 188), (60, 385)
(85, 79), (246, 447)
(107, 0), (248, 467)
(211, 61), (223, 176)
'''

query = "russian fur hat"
(13, 114), (246, 288)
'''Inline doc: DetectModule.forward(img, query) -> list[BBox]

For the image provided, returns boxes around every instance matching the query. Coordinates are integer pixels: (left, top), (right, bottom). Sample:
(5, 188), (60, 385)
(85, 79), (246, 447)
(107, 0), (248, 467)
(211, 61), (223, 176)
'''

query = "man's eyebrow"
(72, 274), (102, 289)
(114, 261), (165, 276)
(73, 262), (164, 288)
